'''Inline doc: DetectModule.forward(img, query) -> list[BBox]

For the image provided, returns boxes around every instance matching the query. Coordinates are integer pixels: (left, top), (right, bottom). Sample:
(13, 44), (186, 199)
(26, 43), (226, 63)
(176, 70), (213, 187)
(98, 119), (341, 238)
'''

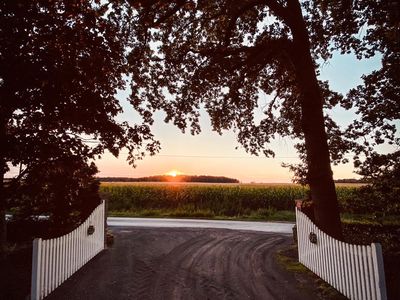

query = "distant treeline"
(334, 178), (369, 184)
(97, 175), (240, 183)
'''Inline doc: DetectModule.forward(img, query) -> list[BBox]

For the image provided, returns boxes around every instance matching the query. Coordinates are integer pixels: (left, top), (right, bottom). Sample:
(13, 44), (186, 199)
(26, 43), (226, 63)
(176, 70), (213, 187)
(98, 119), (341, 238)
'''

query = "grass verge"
(276, 245), (347, 299)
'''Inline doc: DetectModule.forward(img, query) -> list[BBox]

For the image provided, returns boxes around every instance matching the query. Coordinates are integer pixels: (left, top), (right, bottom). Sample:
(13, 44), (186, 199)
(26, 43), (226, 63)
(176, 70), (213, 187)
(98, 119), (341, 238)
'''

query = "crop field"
(100, 182), (360, 221)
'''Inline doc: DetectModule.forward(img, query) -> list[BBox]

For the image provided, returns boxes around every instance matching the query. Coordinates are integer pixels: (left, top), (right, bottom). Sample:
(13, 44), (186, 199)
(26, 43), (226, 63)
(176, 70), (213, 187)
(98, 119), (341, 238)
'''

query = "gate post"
(103, 199), (108, 248)
(371, 243), (387, 300)
(31, 238), (42, 300)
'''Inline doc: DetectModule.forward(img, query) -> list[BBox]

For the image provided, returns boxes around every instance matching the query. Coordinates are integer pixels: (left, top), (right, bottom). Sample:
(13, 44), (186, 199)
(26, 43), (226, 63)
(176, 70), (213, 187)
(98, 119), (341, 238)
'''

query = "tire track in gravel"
(47, 227), (318, 300)
(149, 233), (241, 300)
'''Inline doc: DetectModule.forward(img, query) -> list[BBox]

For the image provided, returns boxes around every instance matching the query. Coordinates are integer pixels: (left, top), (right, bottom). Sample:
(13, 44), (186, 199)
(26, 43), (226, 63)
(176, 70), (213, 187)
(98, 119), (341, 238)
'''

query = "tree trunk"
(0, 123), (6, 258)
(289, 0), (343, 240)
(0, 171), (6, 259)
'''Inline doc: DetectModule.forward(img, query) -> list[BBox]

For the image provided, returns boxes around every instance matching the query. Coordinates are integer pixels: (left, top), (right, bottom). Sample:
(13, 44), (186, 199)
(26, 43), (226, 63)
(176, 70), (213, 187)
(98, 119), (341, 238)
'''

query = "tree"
(126, 0), (399, 239)
(7, 157), (100, 238)
(343, 151), (400, 217)
(0, 1), (160, 256)
(8, 157), (101, 236)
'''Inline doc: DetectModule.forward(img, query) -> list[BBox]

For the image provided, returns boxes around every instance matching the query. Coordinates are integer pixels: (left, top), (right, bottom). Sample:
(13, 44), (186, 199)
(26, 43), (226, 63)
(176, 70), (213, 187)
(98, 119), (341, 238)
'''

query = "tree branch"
(153, 0), (187, 26)
(223, 0), (266, 46)
(191, 36), (293, 73)
(264, 0), (289, 23)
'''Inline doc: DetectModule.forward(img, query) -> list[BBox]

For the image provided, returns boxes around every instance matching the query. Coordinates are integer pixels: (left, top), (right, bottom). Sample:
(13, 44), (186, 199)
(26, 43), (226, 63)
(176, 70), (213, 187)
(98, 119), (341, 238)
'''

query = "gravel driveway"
(47, 227), (317, 300)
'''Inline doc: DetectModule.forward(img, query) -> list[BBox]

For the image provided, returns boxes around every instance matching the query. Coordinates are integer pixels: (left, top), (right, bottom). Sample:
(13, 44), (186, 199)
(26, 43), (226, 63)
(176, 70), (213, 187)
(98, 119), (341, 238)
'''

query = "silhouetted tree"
(98, 175), (239, 183)
(345, 151), (400, 215)
(9, 157), (101, 236)
(126, 0), (399, 239)
(0, 1), (160, 256)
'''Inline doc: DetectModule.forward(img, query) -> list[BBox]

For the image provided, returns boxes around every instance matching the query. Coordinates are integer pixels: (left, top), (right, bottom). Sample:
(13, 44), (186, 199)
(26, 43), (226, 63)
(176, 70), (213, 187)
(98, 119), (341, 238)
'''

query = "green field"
(100, 182), (361, 222)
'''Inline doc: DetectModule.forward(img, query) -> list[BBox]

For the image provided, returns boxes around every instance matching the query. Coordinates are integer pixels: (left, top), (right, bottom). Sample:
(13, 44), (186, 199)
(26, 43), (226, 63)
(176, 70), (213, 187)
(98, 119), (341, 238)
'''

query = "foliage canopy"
(122, 0), (399, 238)
(128, 0), (399, 169)
(0, 0), (159, 251)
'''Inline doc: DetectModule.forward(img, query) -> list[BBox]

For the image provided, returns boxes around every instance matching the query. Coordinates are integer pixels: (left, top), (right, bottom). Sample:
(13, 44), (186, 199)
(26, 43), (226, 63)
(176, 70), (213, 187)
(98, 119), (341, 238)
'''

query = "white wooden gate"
(296, 208), (387, 300)
(31, 200), (105, 300)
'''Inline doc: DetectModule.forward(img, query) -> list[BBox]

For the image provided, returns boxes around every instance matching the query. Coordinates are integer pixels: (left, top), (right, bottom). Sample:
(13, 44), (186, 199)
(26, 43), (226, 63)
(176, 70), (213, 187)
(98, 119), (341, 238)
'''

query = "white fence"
(296, 208), (387, 300)
(31, 201), (105, 300)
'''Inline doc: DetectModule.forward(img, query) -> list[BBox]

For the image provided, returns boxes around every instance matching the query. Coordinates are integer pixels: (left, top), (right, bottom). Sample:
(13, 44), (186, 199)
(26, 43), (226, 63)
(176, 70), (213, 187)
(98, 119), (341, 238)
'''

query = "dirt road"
(107, 217), (294, 233)
(48, 227), (317, 300)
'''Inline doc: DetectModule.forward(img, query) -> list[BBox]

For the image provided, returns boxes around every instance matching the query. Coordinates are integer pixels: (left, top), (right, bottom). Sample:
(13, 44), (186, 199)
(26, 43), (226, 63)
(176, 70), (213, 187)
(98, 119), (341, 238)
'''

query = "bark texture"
(0, 132), (6, 258)
(0, 182), (6, 259)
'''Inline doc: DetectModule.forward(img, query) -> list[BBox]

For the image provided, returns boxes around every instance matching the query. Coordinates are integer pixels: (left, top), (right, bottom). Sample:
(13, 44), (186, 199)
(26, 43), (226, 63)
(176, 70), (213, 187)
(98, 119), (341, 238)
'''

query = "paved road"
(48, 226), (317, 300)
(107, 217), (294, 234)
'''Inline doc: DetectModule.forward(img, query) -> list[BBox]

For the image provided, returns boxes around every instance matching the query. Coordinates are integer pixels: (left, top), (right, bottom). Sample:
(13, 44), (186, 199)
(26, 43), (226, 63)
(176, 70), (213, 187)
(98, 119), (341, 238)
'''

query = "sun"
(168, 171), (178, 177)
(165, 170), (182, 177)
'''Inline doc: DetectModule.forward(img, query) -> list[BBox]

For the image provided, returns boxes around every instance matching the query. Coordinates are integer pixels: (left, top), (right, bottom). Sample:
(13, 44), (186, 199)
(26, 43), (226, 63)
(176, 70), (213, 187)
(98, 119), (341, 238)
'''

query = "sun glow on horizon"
(165, 169), (183, 177)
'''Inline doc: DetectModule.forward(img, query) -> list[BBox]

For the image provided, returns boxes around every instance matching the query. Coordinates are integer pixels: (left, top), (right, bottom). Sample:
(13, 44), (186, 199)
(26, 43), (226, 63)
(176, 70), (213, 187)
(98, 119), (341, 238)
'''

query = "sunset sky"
(94, 51), (398, 183)
(6, 52), (396, 182)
